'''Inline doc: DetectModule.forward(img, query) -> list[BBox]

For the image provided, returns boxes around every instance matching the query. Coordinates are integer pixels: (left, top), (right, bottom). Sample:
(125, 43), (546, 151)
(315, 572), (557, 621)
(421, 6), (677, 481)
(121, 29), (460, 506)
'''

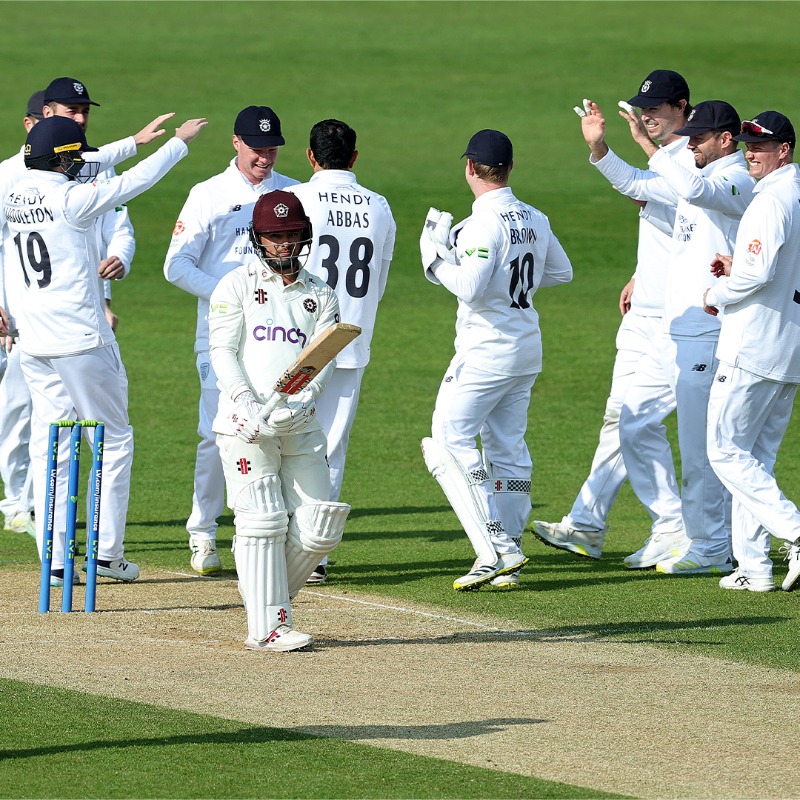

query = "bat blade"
(273, 322), (361, 396)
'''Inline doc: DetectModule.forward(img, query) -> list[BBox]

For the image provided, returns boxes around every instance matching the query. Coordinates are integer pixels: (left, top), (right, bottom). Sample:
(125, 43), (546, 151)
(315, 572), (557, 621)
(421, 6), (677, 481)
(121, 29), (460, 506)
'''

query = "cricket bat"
(260, 323), (361, 417)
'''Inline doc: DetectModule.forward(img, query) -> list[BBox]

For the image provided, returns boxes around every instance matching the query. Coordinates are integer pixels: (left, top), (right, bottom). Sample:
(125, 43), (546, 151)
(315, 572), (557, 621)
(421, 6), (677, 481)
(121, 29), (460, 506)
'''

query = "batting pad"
(234, 508), (292, 643)
(422, 437), (499, 565)
(286, 502), (350, 596)
(234, 533), (292, 642)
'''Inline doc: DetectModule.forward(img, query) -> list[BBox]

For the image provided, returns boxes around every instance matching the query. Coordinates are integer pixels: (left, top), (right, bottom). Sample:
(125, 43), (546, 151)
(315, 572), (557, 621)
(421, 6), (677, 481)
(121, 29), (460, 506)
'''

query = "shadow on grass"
(0, 717), (545, 759)
(315, 615), (785, 648)
(0, 725), (318, 759)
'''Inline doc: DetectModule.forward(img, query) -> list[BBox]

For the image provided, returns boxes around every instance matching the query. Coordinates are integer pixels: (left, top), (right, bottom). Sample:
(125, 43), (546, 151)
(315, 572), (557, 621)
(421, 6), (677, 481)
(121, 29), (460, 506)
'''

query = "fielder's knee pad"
(492, 476), (532, 540)
(231, 476), (292, 644)
(422, 437), (500, 564)
(286, 502), (350, 596)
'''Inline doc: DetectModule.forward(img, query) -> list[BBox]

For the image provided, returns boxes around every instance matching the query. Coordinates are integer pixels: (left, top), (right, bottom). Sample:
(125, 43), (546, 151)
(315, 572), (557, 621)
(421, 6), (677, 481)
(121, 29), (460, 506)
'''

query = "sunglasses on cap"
(740, 120), (775, 137)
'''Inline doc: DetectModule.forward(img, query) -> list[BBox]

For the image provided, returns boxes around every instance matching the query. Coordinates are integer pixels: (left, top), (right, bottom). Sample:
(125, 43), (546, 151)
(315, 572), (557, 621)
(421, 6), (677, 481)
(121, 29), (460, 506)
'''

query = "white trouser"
(621, 333), (728, 555)
(21, 344), (133, 567)
(565, 312), (682, 532)
(0, 346), (34, 518)
(432, 355), (535, 552)
(217, 429), (331, 519)
(314, 366), (364, 502)
(707, 362), (800, 578)
(186, 351), (225, 542)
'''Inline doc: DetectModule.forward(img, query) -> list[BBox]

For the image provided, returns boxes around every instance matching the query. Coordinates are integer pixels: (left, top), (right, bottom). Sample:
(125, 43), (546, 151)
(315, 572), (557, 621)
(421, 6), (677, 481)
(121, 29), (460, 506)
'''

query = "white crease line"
(302, 589), (514, 632)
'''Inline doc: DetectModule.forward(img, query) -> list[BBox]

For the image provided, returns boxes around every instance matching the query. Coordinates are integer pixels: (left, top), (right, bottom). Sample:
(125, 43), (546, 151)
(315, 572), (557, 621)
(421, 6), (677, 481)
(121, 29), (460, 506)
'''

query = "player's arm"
(591, 146), (678, 205)
(163, 189), (220, 300)
(705, 197), (785, 311)
(85, 113), (179, 171)
(376, 214), (397, 301)
(539, 231), (573, 288)
(98, 202), (135, 280)
(65, 119), (206, 230)
(208, 271), (251, 402)
(429, 220), (495, 303)
(639, 199), (676, 236)
(649, 148), (754, 214)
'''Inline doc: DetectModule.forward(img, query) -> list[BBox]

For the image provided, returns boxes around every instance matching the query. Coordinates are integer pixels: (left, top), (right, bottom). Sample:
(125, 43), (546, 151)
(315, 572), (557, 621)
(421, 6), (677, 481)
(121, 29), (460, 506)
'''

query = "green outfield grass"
(2, 1), (800, 797)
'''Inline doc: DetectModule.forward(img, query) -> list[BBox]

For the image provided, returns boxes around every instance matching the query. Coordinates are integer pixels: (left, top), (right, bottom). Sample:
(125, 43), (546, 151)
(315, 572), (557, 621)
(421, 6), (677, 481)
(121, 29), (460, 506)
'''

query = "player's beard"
(266, 255), (301, 278)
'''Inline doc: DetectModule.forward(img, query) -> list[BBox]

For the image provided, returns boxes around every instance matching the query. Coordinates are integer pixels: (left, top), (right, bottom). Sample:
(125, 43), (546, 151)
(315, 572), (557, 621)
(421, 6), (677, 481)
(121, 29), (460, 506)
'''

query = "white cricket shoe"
(453, 551), (528, 591)
(532, 520), (605, 559)
(306, 564), (328, 584)
(624, 530), (689, 569)
(50, 569), (80, 588)
(83, 557), (140, 582)
(655, 550), (733, 575)
(5, 511), (36, 538)
(490, 571), (520, 590)
(719, 569), (775, 593)
(190, 536), (222, 576)
(246, 625), (312, 652)
(780, 540), (800, 592)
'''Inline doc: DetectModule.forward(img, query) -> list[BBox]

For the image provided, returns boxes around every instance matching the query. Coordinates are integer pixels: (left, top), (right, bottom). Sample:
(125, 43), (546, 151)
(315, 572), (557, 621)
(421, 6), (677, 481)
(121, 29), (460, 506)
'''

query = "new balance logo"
(229, 204), (242, 213)
(237, 458), (251, 474)
(716, 375), (727, 383)
(691, 363), (708, 372)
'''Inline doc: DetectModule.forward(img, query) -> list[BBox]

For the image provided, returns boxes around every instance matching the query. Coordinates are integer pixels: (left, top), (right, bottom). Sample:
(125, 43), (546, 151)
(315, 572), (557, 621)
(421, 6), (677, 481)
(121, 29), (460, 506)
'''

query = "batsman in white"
(164, 106), (299, 577)
(0, 79), (137, 541)
(288, 119), (396, 583)
(534, 70), (693, 566)
(704, 111), (800, 593)
(209, 191), (348, 652)
(582, 98), (755, 574)
(3, 113), (207, 585)
(420, 129), (573, 591)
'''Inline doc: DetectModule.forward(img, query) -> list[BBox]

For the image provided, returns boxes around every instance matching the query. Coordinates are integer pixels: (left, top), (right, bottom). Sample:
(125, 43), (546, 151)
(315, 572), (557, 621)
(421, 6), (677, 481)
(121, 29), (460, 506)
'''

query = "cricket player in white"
(420, 130), (573, 591)
(288, 119), (396, 583)
(0, 84), (140, 539)
(582, 99), (755, 574)
(3, 114), (207, 585)
(164, 106), (299, 577)
(209, 191), (348, 652)
(534, 70), (692, 564)
(704, 111), (800, 593)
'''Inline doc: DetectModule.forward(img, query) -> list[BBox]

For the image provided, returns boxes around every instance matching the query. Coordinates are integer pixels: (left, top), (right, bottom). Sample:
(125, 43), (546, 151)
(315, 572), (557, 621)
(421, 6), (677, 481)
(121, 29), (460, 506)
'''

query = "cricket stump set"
(38, 420), (105, 614)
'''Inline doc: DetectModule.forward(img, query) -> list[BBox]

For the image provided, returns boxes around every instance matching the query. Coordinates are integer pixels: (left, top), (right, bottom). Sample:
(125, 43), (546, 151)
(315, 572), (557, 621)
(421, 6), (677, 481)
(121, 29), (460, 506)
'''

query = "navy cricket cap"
(674, 100), (740, 136)
(234, 106), (285, 147)
(734, 111), (796, 148)
(461, 129), (513, 167)
(25, 91), (46, 120)
(44, 77), (100, 106)
(24, 116), (98, 160)
(628, 69), (690, 107)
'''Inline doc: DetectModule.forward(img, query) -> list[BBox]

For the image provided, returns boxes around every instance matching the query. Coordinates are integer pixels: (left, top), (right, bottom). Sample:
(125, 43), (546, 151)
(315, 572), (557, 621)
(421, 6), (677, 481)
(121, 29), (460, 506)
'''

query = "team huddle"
(2, 68), (800, 651)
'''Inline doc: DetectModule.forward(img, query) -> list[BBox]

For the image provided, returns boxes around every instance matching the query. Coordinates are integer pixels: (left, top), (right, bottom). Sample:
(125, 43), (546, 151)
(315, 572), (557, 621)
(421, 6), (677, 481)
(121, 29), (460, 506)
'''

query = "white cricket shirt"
(163, 159), (299, 353)
(594, 147), (754, 337)
(288, 170), (395, 368)
(707, 163), (800, 382)
(3, 137), (187, 357)
(431, 187), (572, 376)
(209, 262), (340, 435)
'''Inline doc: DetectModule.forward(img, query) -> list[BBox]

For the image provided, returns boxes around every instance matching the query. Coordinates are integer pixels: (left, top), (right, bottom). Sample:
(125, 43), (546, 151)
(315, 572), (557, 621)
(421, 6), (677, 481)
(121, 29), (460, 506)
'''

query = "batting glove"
(231, 391), (268, 443)
(265, 396), (316, 435)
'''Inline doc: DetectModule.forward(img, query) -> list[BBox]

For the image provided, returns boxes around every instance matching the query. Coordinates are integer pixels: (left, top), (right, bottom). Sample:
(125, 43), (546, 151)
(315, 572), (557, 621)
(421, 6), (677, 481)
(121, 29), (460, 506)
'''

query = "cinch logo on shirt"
(253, 320), (308, 347)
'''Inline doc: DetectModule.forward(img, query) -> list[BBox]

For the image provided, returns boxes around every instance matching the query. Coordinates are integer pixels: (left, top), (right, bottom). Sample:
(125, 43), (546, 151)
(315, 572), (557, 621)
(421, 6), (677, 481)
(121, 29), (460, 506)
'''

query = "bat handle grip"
(259, 392), (284, 420)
